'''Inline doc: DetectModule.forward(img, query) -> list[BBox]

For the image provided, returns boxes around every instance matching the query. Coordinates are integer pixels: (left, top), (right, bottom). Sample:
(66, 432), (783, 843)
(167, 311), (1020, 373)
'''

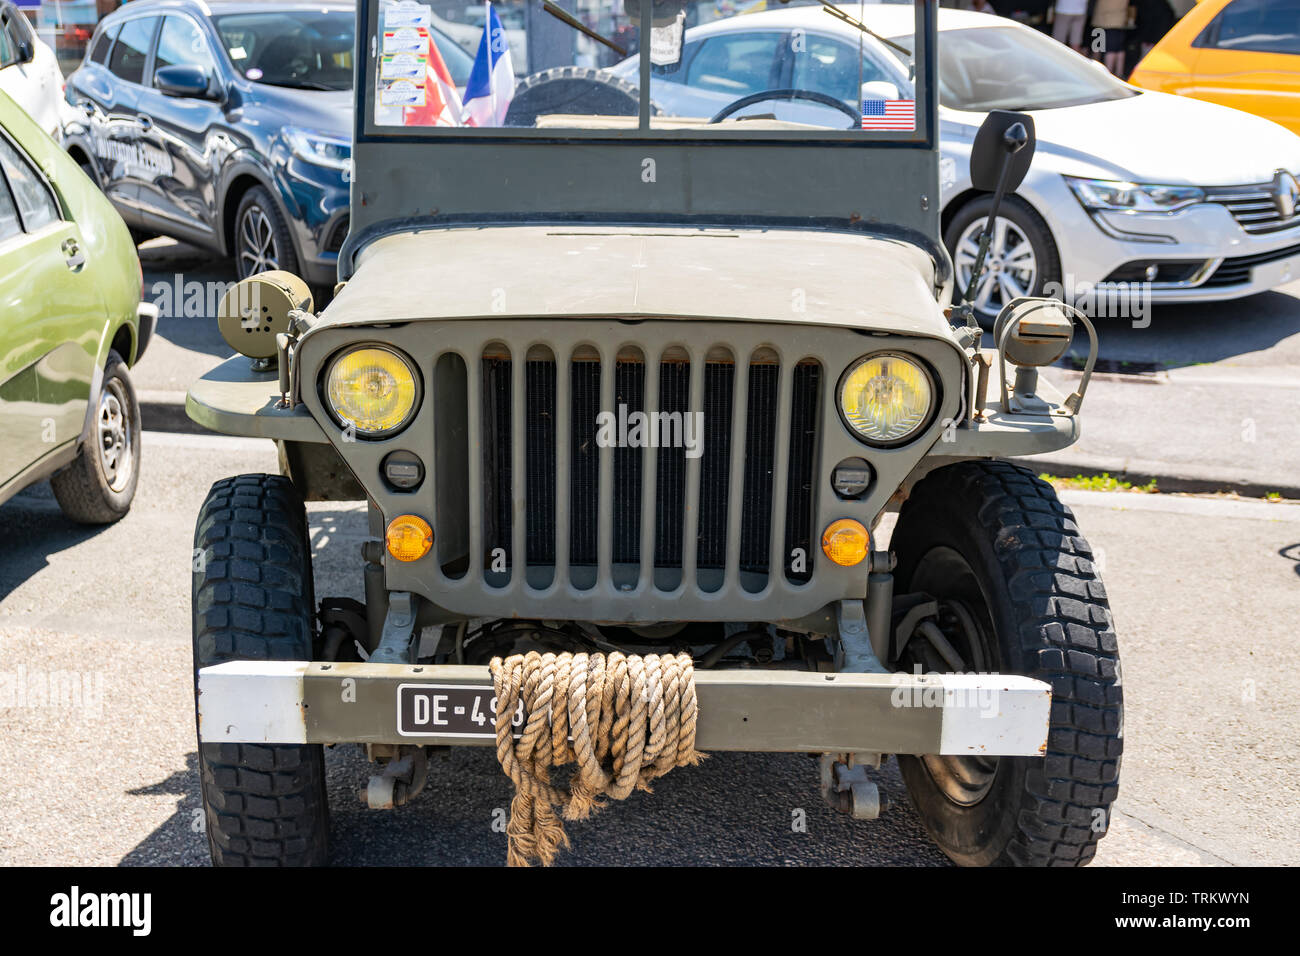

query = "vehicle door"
(0, 6), (55, 137)
(134, 13), (224, 242)
(88, 16), (159, 222)
(0, 5), (32, 123)
(0, 126), (102, 487)
(1188, 0), (1300, 134)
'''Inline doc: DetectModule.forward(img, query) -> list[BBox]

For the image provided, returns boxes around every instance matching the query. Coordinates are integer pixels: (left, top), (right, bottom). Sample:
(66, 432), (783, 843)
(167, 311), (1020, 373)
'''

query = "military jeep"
(187, 0), (1120, 867)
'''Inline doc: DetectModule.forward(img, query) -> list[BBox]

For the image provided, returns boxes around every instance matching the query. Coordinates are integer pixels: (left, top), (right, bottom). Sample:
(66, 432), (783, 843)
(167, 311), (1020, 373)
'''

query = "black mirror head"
(970, 109), (1036, 193)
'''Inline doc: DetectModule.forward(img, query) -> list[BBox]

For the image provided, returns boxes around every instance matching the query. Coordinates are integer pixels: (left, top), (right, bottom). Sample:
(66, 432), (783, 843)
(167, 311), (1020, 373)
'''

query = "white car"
(0, 2), (64, 141)
(613, 4), (1300, 321)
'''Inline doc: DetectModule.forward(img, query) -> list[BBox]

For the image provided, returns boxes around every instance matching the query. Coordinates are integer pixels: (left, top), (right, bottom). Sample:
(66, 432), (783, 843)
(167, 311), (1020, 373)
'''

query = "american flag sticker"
(861, 98), (915, 131)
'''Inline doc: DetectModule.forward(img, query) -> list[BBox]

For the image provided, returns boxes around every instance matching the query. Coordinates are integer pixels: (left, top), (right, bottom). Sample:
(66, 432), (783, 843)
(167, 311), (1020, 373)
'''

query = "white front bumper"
(196, 660), (1053, 757)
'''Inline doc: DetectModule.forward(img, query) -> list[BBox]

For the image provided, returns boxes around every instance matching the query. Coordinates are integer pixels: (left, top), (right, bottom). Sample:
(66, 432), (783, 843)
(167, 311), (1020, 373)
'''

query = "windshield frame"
(355, 0), (937, 147)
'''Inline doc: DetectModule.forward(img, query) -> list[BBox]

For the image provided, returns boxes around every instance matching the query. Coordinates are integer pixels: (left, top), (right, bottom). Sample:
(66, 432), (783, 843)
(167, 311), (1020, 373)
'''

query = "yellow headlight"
(324, 346), (418, 436)
(838, 352), (934, 445)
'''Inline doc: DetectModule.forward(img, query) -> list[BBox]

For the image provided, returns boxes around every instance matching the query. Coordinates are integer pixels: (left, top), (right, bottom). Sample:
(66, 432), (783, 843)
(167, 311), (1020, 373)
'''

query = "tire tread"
(192, 474), (327, 867)
(897, 460), (1122, 866)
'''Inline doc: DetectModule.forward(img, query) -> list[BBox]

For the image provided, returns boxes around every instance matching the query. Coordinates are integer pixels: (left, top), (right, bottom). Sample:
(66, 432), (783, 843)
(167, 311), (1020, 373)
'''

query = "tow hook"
(364, 745), (429, 809)
(820, 753), (889, 821)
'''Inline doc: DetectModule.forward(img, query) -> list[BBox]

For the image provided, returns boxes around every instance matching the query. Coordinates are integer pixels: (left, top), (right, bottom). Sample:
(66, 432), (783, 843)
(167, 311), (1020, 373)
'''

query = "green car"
(0, 89), (154, 522)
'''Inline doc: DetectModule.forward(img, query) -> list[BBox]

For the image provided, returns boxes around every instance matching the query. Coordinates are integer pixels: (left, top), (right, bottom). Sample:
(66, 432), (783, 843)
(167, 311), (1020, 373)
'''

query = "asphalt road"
(1, 432), (1296, 866)
(133, 239), (1300, 494)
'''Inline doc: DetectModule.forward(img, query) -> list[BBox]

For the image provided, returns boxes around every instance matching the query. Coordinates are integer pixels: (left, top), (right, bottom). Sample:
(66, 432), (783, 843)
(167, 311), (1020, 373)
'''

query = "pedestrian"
(1090, 0), (1131, 75)
(1052, 0), (1088, 52)
(1134, 0), (1176, 61)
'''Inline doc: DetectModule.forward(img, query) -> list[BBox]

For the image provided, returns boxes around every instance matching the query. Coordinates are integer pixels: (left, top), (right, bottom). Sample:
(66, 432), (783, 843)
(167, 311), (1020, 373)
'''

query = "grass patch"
(1039, 472), (1159, 493)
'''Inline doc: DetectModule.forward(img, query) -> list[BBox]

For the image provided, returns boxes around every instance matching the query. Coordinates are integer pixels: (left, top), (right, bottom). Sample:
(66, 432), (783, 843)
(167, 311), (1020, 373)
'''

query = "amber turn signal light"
(385, 514), (433, 562)
(821, 519), (869, 567)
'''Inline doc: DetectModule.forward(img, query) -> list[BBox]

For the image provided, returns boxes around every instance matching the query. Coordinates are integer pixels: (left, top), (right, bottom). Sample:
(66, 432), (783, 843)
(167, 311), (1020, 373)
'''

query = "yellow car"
(1129, 0), (1300, 136)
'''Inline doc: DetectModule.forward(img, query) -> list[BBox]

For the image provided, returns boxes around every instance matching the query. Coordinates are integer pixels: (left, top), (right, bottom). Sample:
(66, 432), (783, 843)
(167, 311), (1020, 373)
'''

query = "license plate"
(397, 683), (526, 738)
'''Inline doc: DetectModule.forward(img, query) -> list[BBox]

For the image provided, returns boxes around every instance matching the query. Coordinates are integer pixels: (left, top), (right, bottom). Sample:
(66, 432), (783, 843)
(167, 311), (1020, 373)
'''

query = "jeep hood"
(320, 226), (952, 339)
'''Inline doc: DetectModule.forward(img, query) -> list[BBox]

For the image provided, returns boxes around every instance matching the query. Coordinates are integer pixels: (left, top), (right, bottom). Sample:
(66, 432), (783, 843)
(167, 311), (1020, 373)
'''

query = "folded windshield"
(365, 0), (928, 138)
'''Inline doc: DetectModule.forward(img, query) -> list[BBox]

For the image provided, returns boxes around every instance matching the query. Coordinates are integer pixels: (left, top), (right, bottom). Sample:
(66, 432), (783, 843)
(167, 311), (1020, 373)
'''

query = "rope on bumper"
(488, 651), (703, 866)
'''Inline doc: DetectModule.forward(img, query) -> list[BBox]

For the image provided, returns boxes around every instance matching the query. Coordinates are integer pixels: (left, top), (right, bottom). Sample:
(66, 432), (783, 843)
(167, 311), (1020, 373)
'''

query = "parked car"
(1129, 0), (1300, 137)
(0, 88), (153, 523)
(0, 1), (67, 140)
(61, 0), (472, 293)
(613, 4), (1300, 321)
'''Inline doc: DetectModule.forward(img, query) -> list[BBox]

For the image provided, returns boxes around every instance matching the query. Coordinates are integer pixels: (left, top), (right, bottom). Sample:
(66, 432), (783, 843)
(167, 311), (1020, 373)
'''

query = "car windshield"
(894, 24), (1135, 113)
(212, 9), (474, 91)
(365, 0), (928, 138)
(214, 11), (358, 90)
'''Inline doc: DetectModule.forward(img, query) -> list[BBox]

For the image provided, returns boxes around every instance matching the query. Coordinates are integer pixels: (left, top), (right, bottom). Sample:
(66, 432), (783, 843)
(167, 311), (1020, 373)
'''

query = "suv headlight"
(324, 345), (419, 437)
(838, 352), (935, 446)
(285, 127), (352, 172)
(1065, 176), (1205, 213)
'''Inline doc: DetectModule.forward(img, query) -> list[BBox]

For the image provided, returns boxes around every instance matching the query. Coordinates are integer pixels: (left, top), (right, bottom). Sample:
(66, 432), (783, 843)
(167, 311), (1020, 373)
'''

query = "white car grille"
(1205, 181), (1300, 235)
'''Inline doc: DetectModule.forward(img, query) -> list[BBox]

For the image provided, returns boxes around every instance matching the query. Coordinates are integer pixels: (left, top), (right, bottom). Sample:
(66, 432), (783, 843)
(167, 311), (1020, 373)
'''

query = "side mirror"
(969, 109), (1035, 192)
(16, 39), (34, 64)
(958, 110), (1036, 312)
(861, 80), (900, 102)
(154, 64), (213, 99)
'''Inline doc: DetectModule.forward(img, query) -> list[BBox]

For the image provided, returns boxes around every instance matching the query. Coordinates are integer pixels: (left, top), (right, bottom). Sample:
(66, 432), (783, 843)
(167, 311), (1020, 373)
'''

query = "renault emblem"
(1274, 169), (1300, 220)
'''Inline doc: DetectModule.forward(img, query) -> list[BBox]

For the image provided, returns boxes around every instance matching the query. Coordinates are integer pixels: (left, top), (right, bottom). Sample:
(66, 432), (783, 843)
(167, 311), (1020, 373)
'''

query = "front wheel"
(233, 186), (300, 280)
(944, 195), (1060, 325)
(192, 474), (328, 866)
(891, 461), (1122, 866)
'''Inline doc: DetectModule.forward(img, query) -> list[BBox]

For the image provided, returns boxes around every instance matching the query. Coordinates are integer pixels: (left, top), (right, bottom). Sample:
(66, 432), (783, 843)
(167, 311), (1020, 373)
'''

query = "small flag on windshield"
(462, 2), (515, 127)
(861, 99), (915, 131)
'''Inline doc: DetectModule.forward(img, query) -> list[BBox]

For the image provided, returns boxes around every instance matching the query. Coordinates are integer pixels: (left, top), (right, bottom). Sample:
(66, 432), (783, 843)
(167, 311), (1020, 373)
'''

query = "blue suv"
(63, 0), (471, 291)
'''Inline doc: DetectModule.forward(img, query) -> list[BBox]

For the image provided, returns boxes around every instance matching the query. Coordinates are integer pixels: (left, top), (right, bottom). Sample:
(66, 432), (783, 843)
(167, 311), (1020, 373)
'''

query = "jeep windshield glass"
(892, 25), (1136, 112)
(213, 10), (474, 91)
(364, 0), (928, 139)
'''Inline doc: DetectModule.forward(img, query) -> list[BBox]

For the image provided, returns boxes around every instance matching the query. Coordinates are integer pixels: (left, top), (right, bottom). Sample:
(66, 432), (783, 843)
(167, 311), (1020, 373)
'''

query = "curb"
(1009, 453), (1300, 501)
(138, 390), (209, 435)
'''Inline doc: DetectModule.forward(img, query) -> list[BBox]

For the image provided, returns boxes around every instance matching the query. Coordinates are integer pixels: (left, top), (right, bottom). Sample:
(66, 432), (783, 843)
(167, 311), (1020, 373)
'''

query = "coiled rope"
(488, 650), (703, 866)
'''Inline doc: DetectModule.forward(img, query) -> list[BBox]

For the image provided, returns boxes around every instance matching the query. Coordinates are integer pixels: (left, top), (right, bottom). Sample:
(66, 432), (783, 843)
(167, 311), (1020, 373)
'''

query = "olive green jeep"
(187, 0), (1118, 867)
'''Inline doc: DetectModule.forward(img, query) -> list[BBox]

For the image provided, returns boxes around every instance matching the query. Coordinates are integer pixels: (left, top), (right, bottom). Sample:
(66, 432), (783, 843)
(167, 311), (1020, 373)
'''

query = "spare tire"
(504, 66), (657, 127)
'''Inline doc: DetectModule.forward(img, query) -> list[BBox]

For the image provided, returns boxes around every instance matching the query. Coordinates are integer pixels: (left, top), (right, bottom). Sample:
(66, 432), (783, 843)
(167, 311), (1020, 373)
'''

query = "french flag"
(462, 2), (515, 127)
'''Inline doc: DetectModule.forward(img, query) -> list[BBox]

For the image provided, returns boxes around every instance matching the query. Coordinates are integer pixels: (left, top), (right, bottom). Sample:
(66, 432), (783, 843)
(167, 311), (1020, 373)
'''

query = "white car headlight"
(1065, 176), (1205, 213)
(285, 127), (352, 172)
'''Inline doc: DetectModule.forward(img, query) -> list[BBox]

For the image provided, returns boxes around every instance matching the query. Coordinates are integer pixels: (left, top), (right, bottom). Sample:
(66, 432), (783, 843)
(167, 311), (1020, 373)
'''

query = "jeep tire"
(890, 461), (1122, 866)
(191, 474), (328, 866)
